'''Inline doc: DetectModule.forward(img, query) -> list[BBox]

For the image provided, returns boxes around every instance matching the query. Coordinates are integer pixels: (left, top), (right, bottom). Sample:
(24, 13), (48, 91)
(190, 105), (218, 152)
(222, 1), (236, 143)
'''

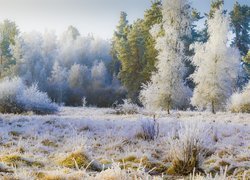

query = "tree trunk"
(167, 101), (170, 114)
(212, 100), (216, 114)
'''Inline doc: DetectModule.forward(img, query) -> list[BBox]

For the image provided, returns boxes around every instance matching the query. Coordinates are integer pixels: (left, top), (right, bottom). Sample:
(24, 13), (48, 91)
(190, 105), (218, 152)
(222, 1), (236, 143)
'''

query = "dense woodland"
(0, 0), (249, 113)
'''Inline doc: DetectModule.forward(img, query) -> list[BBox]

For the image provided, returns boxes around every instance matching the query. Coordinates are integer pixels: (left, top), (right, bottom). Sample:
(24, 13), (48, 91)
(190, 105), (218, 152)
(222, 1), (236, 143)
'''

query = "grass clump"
(41, 139), (58, 147)
(1, 154), (43, 168)
(59, 150), (100, 171)
(137, 117), (159, 141)
(166, 123), (206, 176)
(36, 170), (88, 180)
(118, 156), (167, 175)
(0, 162), (13, 173)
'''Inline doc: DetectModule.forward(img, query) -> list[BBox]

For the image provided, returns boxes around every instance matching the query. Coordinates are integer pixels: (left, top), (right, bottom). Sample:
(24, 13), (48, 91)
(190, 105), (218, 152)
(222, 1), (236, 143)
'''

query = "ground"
(0, 107), (249, 179)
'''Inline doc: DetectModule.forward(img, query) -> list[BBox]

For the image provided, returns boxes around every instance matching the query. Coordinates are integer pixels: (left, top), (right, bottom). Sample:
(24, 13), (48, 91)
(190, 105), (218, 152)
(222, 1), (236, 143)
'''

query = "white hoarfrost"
(0, 107), (249, 179)
(191, 8), (240, 113)
(140, 0), (192, 113)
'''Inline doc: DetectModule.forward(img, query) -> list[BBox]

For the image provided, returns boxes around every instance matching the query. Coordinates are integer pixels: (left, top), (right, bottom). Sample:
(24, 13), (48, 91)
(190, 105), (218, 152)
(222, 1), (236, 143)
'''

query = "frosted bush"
(0, 77), (24, 113)
(114, 99), (140, 115)
(18, 84), (58, 114)
(0, 77), (58, 114)
(228, 82), (250, 113)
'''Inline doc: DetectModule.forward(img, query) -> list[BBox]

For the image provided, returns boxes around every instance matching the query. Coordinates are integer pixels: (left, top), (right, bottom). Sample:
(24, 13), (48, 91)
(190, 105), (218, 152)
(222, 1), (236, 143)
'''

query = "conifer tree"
(109, 12), (129, 76)
(230, 2), (250, 56)
(0, 20), (19, 78)
(191, 8), (240, 114)
(111, 2), (162, 102)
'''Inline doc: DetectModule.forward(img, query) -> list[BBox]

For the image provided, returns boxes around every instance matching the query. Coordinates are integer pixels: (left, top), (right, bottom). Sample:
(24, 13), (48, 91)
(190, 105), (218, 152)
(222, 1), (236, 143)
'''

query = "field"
(0, 107), (250, 179)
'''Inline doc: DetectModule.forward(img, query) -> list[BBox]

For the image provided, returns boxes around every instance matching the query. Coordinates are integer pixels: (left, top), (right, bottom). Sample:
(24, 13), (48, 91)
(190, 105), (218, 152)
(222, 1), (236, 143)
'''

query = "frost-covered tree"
(49, 61), (68, 104)
(140, 0), (192, 113)
(68, 63), (89, 89)
(191, 8), (240, 114)
(9, 26), (122, 107)
(91, 61), (108, 88)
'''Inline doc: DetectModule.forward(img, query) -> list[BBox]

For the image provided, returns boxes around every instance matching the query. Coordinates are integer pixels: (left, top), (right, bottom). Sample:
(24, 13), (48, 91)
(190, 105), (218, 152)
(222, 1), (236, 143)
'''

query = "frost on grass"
(0, 107), (249, 179)
(0, 77), (58, 114)
(136, 117), (159, 141)
(167, 122), (210, 176)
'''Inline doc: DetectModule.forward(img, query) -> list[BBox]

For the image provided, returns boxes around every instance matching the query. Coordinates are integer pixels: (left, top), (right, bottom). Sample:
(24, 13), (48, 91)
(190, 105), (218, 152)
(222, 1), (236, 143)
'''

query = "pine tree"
(141, 0), (162, 86)
(109, 12), (129, 76)
(118, 20), (145, 101)
(0, 20), (19, 78)
(140, 0), (192, 113)
(191, 8), (240, 114)
(230, 2), (250, 56)
(242, 50), (250, 79)
(111, 2), (162, 103)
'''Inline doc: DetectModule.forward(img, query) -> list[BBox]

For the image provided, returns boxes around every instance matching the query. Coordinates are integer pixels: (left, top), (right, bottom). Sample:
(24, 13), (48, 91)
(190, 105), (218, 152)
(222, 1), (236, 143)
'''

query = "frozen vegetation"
(0, 0), (249, 179)
(0, 107), (249, 179)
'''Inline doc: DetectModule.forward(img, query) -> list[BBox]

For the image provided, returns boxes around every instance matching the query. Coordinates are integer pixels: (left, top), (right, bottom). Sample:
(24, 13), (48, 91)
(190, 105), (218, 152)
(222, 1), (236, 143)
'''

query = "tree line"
(111, 0), (250, 108)
(0, 0), (249, 110)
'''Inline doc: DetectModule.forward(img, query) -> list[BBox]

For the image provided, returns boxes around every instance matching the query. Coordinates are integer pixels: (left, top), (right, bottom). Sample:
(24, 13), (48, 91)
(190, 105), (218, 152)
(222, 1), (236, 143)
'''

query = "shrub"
(0, 77), (58, 114)
(114, 99), (140, 115)
(228, 82), (250, 113)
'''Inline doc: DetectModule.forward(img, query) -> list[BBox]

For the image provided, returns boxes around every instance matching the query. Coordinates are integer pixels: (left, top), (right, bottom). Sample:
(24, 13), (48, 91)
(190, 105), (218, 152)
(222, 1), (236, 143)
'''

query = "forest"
(0, 0), (249, 114)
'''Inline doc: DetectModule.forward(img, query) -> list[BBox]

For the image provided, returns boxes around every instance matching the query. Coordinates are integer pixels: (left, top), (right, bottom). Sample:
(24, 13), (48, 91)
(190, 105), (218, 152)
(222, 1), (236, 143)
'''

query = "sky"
(0, 0), (249, 39)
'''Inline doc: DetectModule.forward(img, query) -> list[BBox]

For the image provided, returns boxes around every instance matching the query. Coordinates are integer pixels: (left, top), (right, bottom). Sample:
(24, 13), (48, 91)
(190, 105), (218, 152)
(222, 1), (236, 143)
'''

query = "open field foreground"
(0, 107), (250, 179)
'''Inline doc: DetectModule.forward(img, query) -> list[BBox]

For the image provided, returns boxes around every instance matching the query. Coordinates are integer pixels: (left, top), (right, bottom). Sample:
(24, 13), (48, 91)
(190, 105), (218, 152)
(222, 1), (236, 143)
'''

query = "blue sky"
(0, 0), (249, 39)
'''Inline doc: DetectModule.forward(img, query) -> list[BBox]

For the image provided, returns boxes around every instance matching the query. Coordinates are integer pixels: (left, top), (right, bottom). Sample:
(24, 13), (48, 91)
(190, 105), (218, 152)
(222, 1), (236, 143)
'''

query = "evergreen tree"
(230, 2), (250, 56)
(112, 2), (162, 102)
(242, 50), (250, 79)
(243, 51), (250, 64)
(199, 0), (225, 43)
(117, 20), (145, 101)
(109, 12), (129, 76)
(140, 0), (192, 113)
(141, 0), (162, 86)
(0, 20), (19, 78)
(191, 8), (240, 114)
